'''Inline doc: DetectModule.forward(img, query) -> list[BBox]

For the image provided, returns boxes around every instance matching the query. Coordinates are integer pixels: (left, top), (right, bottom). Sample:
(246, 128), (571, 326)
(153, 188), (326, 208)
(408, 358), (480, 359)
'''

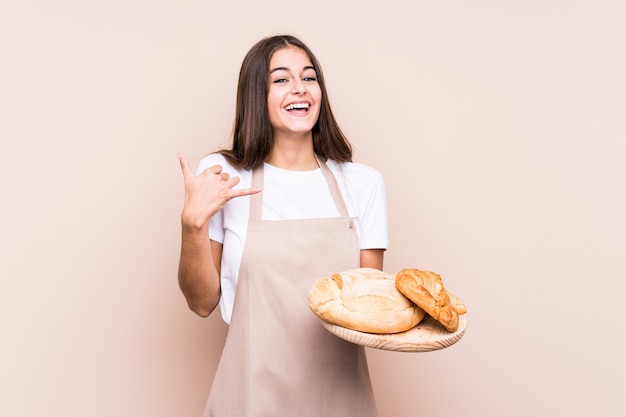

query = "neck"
(267, 132), (318, 170)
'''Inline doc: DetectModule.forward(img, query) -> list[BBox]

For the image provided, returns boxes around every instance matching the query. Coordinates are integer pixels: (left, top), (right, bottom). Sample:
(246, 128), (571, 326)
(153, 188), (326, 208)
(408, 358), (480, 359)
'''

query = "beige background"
(1, 1), (625, 416)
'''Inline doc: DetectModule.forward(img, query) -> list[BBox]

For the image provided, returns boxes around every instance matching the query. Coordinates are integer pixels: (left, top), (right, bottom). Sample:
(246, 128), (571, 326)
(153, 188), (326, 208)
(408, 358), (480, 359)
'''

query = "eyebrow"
(269, 65), (316, 73)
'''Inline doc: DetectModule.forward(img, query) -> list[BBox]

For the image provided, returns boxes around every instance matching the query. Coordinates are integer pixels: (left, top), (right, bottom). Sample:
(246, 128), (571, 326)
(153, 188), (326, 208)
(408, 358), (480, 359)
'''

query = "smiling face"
(267, 46), (322, 140)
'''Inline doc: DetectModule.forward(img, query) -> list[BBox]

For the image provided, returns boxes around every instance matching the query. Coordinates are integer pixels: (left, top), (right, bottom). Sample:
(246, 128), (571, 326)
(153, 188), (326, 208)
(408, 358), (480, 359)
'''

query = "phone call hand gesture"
(178, 152), (261, 230)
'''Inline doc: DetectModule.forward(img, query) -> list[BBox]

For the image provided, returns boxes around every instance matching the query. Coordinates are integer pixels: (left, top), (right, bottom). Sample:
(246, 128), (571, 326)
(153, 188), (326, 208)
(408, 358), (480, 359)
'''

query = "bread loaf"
(395, 268), (464, 332)
(308, 268), (425, 334)
(447, 291), (467, 315)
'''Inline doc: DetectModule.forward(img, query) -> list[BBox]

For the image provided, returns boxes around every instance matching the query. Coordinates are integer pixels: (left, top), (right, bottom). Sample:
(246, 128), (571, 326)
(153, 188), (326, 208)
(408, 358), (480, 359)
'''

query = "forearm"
(360, 249), (385, 271)
(178, 225), (221, 317)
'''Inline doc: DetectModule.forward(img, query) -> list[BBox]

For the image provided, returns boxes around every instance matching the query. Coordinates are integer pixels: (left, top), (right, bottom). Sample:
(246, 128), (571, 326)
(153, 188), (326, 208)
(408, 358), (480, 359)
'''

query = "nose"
(291, 79), (305, 95)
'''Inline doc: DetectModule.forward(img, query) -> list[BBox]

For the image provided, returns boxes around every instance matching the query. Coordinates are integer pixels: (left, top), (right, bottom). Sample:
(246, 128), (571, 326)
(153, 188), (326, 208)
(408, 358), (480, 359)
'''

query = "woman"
(178, 34), (388, 417)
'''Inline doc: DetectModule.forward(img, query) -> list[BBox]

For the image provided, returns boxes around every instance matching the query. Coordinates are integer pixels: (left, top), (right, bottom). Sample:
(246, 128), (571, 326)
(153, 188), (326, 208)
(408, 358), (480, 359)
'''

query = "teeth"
(285, 103), (309, 111)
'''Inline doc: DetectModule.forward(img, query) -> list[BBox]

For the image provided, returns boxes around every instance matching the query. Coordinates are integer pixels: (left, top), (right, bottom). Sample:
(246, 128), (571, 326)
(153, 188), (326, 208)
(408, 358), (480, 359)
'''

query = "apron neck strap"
(249, 155), (350, 220)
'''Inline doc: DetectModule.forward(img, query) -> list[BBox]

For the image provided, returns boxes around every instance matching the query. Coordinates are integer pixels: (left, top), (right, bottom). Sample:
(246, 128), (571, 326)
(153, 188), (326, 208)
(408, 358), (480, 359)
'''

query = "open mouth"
(284, 102), (310, 113)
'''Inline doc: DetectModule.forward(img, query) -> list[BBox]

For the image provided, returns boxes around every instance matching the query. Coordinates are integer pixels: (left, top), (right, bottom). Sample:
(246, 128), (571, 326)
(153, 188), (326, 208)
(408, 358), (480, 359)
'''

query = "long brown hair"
(219, 35), (352, 169)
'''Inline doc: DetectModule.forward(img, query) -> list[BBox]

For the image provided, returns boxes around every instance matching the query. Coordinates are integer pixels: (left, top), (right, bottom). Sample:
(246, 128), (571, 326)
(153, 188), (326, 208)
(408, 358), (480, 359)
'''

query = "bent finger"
(225, 175), (241, 188)
(207, 164), (223, 175)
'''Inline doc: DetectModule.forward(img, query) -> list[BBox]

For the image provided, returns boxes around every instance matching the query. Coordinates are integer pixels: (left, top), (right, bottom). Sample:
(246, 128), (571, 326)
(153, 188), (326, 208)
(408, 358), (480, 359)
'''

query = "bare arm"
(178, 227), (222, 317)
(177, 153), (261, 317)
(360, 248), (385, 271)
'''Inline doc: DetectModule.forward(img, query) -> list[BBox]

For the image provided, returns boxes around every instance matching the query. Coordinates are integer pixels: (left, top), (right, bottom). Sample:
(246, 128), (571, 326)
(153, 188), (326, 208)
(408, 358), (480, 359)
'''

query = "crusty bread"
(308, 268), (425, 334)
(447, 291), (467, 315)
(395, 268), (464, 332)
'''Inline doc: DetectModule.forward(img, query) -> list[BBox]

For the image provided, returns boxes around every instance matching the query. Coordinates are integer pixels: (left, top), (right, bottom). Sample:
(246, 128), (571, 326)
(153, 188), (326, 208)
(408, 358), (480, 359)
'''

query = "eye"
(272, 78), (289, 84)
(302, 70), (318, 82)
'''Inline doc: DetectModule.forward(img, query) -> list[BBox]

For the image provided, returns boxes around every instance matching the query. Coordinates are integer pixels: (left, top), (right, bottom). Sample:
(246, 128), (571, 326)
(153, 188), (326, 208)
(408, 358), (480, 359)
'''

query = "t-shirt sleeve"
(357, 170), (389, 250)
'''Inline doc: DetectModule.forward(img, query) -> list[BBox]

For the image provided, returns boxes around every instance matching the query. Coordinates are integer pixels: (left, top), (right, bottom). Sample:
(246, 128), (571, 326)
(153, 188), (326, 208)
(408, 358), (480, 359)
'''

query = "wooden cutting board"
(320, 314), (467, 352)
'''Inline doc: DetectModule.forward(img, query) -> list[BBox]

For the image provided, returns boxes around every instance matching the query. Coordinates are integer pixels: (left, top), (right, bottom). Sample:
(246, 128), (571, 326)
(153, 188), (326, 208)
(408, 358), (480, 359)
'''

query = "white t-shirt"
(196, 153), (389, 323)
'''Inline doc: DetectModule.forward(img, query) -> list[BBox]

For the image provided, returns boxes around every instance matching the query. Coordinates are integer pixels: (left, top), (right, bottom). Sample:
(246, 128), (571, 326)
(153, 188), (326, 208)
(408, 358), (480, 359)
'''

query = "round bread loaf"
(308, 268), (425, 334)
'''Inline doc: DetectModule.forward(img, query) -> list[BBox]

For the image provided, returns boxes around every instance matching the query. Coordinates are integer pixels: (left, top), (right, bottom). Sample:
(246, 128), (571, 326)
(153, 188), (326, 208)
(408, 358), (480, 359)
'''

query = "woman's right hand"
(178, 152), (261, 230)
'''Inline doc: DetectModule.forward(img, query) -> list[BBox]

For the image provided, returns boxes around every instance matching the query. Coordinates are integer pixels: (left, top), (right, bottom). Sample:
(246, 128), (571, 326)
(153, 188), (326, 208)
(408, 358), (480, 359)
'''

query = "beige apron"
(204, 157), (377, 417)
